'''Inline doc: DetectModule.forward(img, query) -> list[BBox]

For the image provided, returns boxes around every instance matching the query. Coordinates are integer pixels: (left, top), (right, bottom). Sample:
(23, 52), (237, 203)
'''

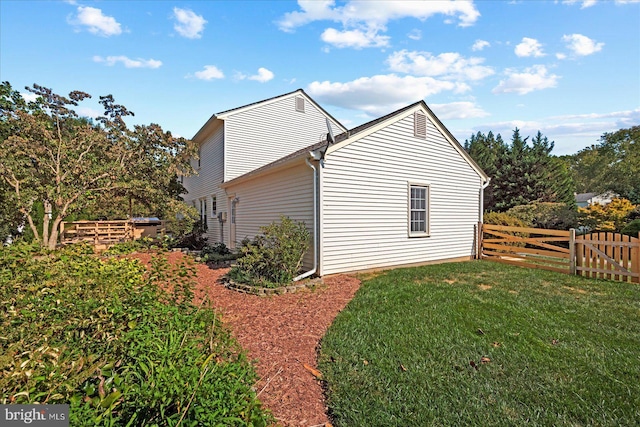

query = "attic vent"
(295, 96), (305, 112)
(414, 111), (427, 138)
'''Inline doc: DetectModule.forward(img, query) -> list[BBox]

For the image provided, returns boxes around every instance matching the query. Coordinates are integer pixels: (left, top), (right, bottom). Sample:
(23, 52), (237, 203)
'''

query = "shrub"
(230, 216), (310, 287)
(483, 211), (529, 248)
(621, 219), (640, 237)
(0, 243), (270, 425)
(507, 202), (577, 230)
(578, 198), (637, 232)
(200, 242), (237, 263)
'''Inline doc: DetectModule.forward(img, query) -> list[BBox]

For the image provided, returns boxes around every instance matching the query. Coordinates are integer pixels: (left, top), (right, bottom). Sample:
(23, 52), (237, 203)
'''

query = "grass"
(318, 260), (640, 426)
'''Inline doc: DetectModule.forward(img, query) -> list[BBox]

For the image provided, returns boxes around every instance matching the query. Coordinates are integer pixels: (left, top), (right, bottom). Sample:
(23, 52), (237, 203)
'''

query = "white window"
(414, 111), (427, 138)
(199, 198), (208, 231)
(295, 96), (305, 113)
(211, 195), (217, 217)
(409, 184), (429, 236)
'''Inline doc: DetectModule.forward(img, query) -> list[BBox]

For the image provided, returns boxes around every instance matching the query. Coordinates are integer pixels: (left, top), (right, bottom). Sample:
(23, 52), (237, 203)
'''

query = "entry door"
(229, 198), (237, 249)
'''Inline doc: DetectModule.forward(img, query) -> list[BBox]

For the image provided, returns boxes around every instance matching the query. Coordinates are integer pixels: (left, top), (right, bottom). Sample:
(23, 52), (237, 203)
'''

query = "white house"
(182, 89), (489, 276)
(575, 191), (618, 208)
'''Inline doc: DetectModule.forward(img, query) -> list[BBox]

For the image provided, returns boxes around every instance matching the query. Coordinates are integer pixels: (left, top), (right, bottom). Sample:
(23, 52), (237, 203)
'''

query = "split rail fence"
(479, 223), (640, 283)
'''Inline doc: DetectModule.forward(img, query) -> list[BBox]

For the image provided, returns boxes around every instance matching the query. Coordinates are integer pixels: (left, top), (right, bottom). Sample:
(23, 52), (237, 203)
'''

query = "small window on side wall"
(414, 111), (427, 138)
(211, 195), (217, 216)
(295, 96), (305, 113)
(409, 184), (429, 237)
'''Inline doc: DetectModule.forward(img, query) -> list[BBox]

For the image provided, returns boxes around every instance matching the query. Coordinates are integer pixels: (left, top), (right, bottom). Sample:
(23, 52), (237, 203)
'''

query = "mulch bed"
(130, 252), (361, 427)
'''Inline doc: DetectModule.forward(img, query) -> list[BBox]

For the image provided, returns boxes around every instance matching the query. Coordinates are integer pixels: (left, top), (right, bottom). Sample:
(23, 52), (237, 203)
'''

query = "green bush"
(200, 242), (238, 263)
(0, 243), (269, 425)
(483, 211), (529, 248)
(230, 216), (310, 287)
(507, 202), (577, 230)
(621, 219), (640, 237)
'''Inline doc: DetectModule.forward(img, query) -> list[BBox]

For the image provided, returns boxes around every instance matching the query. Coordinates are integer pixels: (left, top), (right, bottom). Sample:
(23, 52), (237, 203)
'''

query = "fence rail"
(60, 220), (165, 249)
(480, 223), (639, 283)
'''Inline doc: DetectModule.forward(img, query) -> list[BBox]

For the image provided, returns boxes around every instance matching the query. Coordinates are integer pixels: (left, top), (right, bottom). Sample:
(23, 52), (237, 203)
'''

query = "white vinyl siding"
(181, 123), (225, 243)
(321, 111), (482, 275)
(224, 94), (342, 181)
(223, 162), (315, 270)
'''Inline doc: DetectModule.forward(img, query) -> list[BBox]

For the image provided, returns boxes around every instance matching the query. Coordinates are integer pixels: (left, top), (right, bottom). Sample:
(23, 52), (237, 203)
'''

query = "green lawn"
(318, 260), (640, 426)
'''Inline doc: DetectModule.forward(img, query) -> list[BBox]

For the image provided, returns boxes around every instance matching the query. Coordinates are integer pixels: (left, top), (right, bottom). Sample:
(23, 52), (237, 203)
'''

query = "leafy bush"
(0, 243), (270, 425)
(627, 206), (640, 221)
(507, 202), (577, 230)
(164, 219), (209, 250)
(578, 198), (637, 231)
(230, 216), (310, 287)
(621, 219), (640, 237)
(200, 242), (237, 263)
(101, 237), (156, 256)
(483, 211), (529, 248)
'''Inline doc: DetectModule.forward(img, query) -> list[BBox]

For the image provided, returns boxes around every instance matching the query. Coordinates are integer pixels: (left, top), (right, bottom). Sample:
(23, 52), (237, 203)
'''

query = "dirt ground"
(131, 252), (361, 427)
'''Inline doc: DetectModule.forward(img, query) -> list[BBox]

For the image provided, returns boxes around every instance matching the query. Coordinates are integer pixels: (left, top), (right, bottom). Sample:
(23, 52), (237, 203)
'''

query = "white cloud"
(173, 7), (207, 39)
(430, 101), (490, 120)
(77, 107), (101, 119)
(562, 33), (604, 56)
(514, 37), (545, 57)
(387, 50), (494, 81)
(93, 55), (162, 69)
(321, 27), (389, 48)
(562, 0), (640, 7)
(20, 92), (38, 102)
(493, 65), (559, 95)
(556, 52), (567, 60)
(307, 74), (470, 116)
(191, 65), (224, 80)
(277, 1), (480, 48)
(467, 108), (640, 154)
(471, 39), (490, 51)
(69, 6), (122, 36)
(248, 67), (275, 83)
(407, 29), (422, 40)
(562, 0), (597, 8)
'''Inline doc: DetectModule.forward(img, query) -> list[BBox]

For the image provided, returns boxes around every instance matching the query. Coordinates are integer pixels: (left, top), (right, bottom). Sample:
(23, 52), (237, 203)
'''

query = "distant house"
(575, 191), (618, 208)
(182, 89), (489, 276)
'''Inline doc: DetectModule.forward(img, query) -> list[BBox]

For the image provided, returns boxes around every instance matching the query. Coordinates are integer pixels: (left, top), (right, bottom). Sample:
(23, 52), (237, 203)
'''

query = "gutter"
(293, 156), (319, 281)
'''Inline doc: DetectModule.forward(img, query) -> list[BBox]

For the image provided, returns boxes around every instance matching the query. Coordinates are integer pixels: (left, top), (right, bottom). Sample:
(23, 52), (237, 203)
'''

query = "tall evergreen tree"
(465, 128), (575, 212)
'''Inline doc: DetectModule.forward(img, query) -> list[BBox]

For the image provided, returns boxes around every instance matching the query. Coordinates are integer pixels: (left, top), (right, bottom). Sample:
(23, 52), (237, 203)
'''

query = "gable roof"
(222, 100), (489, 188)
(192, 89), (347, 144)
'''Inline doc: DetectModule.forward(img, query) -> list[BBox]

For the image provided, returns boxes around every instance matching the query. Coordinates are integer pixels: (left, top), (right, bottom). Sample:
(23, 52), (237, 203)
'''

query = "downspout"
(293, 156), (318, 281)
(479, 178), (491, 223)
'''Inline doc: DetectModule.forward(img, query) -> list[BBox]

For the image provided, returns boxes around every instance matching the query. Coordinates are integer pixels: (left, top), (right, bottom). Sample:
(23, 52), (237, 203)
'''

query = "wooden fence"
(60, 220), (166, 249)
(480, 223), (639, 283)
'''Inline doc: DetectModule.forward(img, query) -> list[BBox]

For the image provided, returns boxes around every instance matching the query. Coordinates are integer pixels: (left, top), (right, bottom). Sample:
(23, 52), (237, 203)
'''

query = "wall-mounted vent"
(295, 96), (305, 112)
(414, 111), (427, 138)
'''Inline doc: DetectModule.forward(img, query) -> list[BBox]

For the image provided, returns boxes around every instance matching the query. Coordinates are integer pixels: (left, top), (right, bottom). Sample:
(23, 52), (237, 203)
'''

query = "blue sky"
(1, 0), (638, 154)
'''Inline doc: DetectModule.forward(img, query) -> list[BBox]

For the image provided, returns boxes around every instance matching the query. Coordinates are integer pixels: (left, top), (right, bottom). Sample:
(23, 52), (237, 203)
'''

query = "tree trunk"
(47, 216), (63, 250)
(42, 200), (51, 249)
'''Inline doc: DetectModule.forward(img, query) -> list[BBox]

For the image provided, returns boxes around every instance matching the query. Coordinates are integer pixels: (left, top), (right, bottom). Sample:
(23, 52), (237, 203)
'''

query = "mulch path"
(130, 252), (361, 427)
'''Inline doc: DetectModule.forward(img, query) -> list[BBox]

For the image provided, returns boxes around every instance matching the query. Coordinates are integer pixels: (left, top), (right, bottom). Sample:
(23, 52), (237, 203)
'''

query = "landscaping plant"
(230, 216), (310, 287)
(0, 242), (270, 426)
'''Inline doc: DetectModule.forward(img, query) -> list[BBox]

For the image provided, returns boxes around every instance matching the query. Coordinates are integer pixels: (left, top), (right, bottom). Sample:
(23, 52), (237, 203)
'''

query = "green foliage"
(200, 242), (237, 263)
(506, 202), (578, 230)
(101, 238), (157, 256)
(568, 126), (640, 204)
(230, 216), (310, 287)
(163, 200), (200, 240)
(578, 198), (637, 232)
(319, 261), (640, 426)
(0, 244), (269, 425)
(0, 81), (197, 249)
(483, 211), (528, 227)
(621, 219), (640, 237)
(465, 129), (575, 212)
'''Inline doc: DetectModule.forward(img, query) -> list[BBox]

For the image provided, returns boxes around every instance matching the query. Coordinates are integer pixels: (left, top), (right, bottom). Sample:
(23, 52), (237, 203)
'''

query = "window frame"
(199, 198), (208, 231)
(407, 182), (430, 237)
(211, 195), (217, 217)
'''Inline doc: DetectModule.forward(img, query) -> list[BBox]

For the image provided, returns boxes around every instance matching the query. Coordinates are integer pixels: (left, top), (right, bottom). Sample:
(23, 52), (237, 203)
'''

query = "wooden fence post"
(569, 228), (576, 275)
(477, 221), (483, 259)
(634, 232), (640, 284)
